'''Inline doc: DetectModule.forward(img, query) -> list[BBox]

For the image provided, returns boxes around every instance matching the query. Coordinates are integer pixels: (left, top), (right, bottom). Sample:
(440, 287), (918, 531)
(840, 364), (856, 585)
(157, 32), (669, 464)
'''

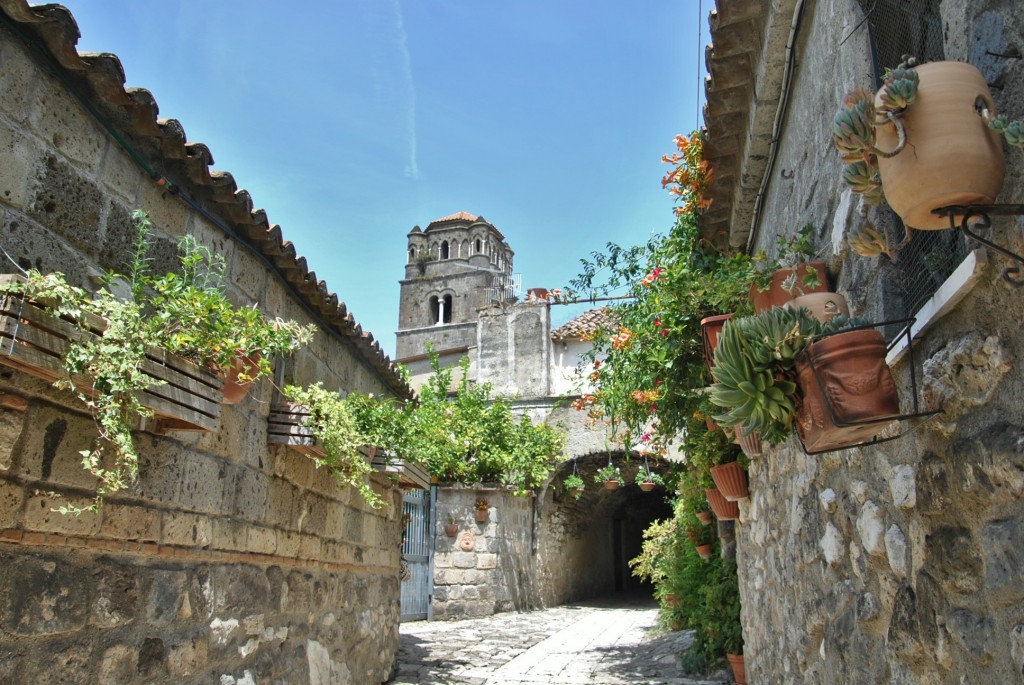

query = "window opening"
(408, 247), (416, 263)
(443, 294), (453, 323)
(440, 241), (450, 260)
(475, 238), (482, 253)
(429, 296), (440, 324)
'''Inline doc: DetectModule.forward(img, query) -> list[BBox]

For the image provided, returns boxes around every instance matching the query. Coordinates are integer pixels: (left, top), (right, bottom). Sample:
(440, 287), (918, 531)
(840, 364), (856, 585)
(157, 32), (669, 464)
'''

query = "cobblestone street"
(389, 595), (731, 685)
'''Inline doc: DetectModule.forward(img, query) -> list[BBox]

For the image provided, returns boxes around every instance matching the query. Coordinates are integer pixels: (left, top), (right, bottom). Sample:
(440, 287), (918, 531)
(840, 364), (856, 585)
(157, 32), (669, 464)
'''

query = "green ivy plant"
(0, 210), (315, 511)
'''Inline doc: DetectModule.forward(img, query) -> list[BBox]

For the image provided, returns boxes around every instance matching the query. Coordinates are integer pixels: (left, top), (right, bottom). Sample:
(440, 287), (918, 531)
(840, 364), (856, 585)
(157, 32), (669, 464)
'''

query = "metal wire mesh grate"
(854, 0), (968, 324)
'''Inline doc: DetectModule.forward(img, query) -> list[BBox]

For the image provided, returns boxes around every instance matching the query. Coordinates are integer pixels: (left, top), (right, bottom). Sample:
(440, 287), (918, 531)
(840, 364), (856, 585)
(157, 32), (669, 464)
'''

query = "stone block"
(885, 525), (908, 577)
(462, 585), (480, 600)
(90, 563), (139, 628)
(211, 565), (270, 616)
(889, 465), (916, 510)
(298, 534), (322, 560)
(23, 493), (100, 535)
(98, 645), (135, 685)
(0, 124), (40, 210)
(0, 478), (24, 528)
(0, 41), (37, 122)
(342, 504), (364, 544)
(1, 553), (88, 636)
(265, 477), (297, 528)
(161, 511), (212, 548)
(945, 607), (995, 663)
(180, 454), (225, 514)
(26, 155), (104, 257)
(230, 466), (270, 522)
(211, 518), (247, 552)
(926, 526), (981, 595)
(167, 635), (208, 677)
(15, 406), (98, 490)
(28, 77), (105, 169)
(476, 553), (497, 570)
(99, 503), (160, 542)
(981, 518), (1024, 606)
(433, 552), (452, 569)
(143, 568), (188, 625)
(246, 525), (278, 556)
(228, 242), (269, 303)
(276, 530), (300, 558)
(452, 552), (476, 569)
(98, 145), (142, 203)
(133, 438), (184, 504)
(134, 181), (192, 239)
(856, 500), (884, 556)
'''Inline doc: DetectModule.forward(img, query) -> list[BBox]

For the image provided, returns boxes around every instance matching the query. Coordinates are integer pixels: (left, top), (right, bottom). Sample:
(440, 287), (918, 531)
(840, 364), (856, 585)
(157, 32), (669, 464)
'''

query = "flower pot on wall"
(223, 353), (261, 404)
(750, 262), (828, 313)
(696, 543), (713, 560)
(795, 329), (901, 453)
(444, 523), (459, 537)
(701, 313), (732, 369)
(705, 488), (740, 521)
(710, 461), (749, 501)
(732, 425), (763, 459)
(875, 61), (1004, 230)
(604, 480), (621, 491)
(474, 508), (489, 523)
(696, 510), (713, 526)
(784, 292), (849, 324)
(726, 653), (747, 685)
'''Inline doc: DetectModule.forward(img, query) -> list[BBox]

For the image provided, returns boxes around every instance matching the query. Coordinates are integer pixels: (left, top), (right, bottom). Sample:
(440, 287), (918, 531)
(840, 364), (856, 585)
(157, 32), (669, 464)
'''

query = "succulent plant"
(847, 224), (893, 259)
(980, 111), (1024, 149)
(833, 88), (877, 161)
(841, 161), (885, 206)
(709, 308), (823, 445)
(878, 66), (920, 112)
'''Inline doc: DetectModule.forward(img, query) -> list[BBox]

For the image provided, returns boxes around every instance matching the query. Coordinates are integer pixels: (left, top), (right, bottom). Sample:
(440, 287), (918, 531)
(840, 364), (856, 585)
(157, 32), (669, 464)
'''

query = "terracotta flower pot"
(732, 425), (763, 458)
(710, 461), (749, 501)
(701, 313), (732, 370)
(784, 291), (849, 324)
(705, 488), (740, 521)
(875, 61), (1004, 230)
(696, 510), (713, 526)
(571, 487), (584, 498)
(795, 329), (901, 453)
(664, 593), (680, 608)
(726, 653), (747, 685)
(750, 262), (828, 312)
(639, 481), (656, 492)
(474, 508), (489, 523)
(603, 480), (621, 490)
(696, 543), (713, 560)
(222, 353), (261, 404)
(444, 523), (458, 537)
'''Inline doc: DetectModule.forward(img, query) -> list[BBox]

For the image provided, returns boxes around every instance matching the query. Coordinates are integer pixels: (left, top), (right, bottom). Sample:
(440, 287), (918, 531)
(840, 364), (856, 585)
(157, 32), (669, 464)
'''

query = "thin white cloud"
(393, 0), (419, 179)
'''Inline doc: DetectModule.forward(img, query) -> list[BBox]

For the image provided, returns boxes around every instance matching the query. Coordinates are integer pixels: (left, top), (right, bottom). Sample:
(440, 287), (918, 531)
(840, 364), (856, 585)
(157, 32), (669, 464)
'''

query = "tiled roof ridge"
(550, 307), (616, 340)
(0, 0), (413, 400)
(426, 211), (506, 242)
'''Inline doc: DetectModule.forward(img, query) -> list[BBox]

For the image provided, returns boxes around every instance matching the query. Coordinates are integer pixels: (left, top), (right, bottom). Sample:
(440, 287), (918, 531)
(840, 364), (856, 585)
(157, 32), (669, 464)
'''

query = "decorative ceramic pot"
(474, 508), (489, 523)
(795, 329), (901, 453)
(750, 262), (828, 312)
(875, 61), (1004, 230)
(222, 353), (260, 404)
(785, 291), (850, 324)
(696, 543), (713, 560)
(732, 425), (763, 458)
(726, 653), (747, 685)
(696, 510), (713, 526)
(639, 481), (656, 492)
(705, 488), (740, 521)
(710, 461), (749, 501)
(444, 523), (458, 537)
(603, 480), (621, 491)
(701, 313), (733, 370)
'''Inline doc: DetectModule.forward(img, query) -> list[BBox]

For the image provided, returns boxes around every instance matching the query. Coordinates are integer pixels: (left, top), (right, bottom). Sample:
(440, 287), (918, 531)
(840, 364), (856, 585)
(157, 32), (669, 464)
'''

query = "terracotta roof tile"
(551, 308), (617, 340)
(0, 0), (413, 400)
(430, 211), (478, 224)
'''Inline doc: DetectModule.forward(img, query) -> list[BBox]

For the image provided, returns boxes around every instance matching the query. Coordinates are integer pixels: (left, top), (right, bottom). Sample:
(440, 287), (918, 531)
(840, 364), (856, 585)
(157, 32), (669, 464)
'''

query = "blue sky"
(59, 1), (708, 358)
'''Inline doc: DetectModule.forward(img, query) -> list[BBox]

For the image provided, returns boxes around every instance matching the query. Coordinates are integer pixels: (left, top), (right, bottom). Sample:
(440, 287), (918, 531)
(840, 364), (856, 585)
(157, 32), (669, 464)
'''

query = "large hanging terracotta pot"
(875, 61), (1004, 230)
(705, 488), (740, 520)
(795, 329), (901, 453)
(750, 262), (828, 312)
(710, 461), (749, 501)
(222, 353), (261, 404)
(732, 425), (763, 458)
(701, 313), (732, 370)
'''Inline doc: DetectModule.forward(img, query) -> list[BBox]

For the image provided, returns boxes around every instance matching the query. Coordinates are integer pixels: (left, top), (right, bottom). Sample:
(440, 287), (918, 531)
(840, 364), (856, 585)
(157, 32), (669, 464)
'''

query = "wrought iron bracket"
(932, 204), (1024, 287)
(797, 318), (942, 456)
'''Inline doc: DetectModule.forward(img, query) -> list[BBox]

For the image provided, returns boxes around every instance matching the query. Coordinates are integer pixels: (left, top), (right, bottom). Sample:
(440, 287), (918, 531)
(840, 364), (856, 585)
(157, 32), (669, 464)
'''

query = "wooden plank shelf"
(267, 402), (430, 489)
(0, 281), (223, 433)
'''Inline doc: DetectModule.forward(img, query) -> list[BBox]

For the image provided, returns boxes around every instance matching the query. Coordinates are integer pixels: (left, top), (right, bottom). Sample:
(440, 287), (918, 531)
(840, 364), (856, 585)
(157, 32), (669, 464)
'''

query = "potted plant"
(700, 313), (733, 370)
(748, 224), (828, 312)
(634, 467), (665, 492)
(563, 472), (586, 499)
(474, 496), (490, 523)
(731, 424), (763, 459)
(710, 460), (748, 502)
(444, 513), (459, 537)
(834, 59), (1023, 235)
(595, 463), (622, 490)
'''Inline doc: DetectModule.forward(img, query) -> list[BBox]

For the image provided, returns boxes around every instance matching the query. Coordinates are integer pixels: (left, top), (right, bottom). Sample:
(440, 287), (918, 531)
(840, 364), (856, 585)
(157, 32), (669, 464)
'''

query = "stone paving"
(388, 594), (732, 684)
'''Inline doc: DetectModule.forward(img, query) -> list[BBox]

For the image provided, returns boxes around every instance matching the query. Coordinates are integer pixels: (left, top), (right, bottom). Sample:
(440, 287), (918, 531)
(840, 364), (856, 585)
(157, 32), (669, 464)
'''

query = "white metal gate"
(399, 488), (433, 621)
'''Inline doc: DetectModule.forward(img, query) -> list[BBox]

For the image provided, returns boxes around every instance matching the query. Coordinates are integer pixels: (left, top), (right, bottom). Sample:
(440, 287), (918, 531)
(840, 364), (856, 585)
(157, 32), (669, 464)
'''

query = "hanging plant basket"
(700, 313), (732, 370)
(750, 262), (828, 313)
(705, 488), (740, 521)
(603, 480), (621, 490)
(795, 329), (901, 453)
(875, 61), (1004, 230)
(638, 481), (656, 492)
(710, 461), (749, 501)
(0, 283), (222, 432)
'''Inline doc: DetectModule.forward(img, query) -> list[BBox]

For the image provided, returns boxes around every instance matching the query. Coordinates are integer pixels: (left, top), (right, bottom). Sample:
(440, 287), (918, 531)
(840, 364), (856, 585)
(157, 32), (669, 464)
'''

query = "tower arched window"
(429, 295), (454, 325)
(440, 241), (450, 260)
(475, 238), (482, 254)
(408, 247), (416, 263)
(443, 295), (453, 323)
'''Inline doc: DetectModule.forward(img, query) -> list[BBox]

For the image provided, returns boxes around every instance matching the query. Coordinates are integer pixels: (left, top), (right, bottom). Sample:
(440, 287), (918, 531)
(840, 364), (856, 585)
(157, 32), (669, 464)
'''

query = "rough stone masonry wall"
(0, 15), (405, 684)
(432, 488), (538, 619)
(732, 0), (1024, 683)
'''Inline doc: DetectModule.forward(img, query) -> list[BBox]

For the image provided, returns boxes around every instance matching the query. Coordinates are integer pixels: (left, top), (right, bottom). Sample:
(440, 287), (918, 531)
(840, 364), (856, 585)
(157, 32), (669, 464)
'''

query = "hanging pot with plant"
(444, 514), (459, 537)
(595, 463), (622, 490)
(749, 224), (828, 313)
(474, 497), (490, 523)
(700, 313), (733, 370)
(563, 470), (585, 499)
(834, 60), (1020, 234)
(710, 461), (749, 502)
(705, 488), (740, 521)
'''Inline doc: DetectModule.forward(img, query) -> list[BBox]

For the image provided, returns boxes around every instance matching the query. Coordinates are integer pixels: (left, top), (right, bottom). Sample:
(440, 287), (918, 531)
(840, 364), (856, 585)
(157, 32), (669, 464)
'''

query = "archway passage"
(536, 454), (673, 606)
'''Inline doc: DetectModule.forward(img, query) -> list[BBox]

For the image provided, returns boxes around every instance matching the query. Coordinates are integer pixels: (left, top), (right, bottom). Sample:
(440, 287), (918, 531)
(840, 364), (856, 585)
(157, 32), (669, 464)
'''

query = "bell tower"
(395, 212), (516, 361)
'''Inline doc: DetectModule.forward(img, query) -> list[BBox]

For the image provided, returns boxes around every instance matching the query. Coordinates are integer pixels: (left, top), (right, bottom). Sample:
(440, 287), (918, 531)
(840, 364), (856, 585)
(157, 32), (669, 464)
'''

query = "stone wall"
(0, 7), (407, 683)
(431, 487), (538, 619)
(723, 0), (1024, 682)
